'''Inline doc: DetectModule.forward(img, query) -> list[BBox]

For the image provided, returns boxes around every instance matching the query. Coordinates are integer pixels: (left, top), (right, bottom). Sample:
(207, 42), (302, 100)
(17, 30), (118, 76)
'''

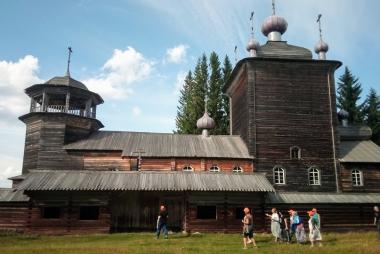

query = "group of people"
(242, 207), (322, 248)
(155, 205), (380, 245)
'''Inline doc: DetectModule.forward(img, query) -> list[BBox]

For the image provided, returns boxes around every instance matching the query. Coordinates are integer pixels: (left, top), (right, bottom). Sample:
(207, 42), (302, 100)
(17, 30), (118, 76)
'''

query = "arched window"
(183, 165), (193, 172)
(290, 146), (301, 159)
(209, 165), (220, 173)
(232, 166), (243, 173)
(308, 167), (320, 185)
(352, 169), (363, 186)
(273, 166), (286, 185)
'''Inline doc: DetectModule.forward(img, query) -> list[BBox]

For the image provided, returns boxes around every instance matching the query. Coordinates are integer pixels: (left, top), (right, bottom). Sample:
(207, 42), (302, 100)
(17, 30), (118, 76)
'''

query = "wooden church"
(1, 5), (380, 235)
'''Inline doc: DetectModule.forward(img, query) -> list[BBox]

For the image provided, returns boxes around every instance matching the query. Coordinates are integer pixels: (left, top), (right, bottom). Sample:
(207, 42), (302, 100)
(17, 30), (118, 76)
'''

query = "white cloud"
(0, 55), (43, 120)
(0, 155), (22, 188)
(84, 47), (154, 100)
(173, 71), (187, 95)
(166, 44), (189, 63)
(132, 106), (142, 117)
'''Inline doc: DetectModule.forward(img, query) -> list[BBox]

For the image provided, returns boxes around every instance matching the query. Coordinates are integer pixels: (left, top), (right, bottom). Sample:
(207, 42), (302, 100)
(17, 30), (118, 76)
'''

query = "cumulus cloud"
(166, 44), (189, 63)
(84, 47), (154, 100)
(0, 55), (43, 120)
(0, 155), (22, 188)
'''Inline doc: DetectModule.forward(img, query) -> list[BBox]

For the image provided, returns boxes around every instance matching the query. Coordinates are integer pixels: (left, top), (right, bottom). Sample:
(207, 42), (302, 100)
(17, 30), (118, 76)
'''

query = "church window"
(352, 169), (363, 186)
(209, 165), (220, 172)
(308, 167), (321, 185)
(232, 166), (243, 173)
(290, 146), (301, 159)
(183, 165), (193, 172)
(273, 166), (286, 184)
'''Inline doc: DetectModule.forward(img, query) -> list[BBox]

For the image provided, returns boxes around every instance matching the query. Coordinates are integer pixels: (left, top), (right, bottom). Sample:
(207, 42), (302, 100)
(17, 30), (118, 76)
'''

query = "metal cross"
(66, 46), (73, 77)
(272, 0), (276, 15)
(250, 11), (255, 37)
(317, 14), (323, 39)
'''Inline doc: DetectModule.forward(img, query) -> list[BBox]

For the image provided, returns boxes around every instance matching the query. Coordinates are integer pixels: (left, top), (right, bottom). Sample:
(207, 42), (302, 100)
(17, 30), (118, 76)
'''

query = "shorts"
(243, 230), (253, 238)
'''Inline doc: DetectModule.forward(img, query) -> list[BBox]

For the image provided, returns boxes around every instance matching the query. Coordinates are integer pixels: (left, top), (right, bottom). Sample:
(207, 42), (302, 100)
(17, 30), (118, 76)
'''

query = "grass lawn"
(0, 231), (379, 254)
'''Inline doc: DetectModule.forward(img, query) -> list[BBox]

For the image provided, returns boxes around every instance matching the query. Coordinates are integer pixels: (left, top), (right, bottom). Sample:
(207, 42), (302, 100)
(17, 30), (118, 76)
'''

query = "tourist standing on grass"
(156, 205), (168, 239)
(266, 208), (281, 242)
(290, 210), (306, 243)
(374, 206), (380, 233)
(308, 210), (322, 247)
(242, 207), (257, 249)
(312, 208), (321, 228)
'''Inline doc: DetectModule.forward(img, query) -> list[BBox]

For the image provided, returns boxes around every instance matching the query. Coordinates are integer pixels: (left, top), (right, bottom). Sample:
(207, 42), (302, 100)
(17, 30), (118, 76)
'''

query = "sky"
(0, 0), (380, 187)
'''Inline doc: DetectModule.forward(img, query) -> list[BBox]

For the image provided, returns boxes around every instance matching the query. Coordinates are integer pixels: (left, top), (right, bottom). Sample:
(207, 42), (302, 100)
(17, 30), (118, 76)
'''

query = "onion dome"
(246, 38), (260, 53)
(196, 112), (215, 130)
(314, 39), (329, 54)
(261, 15), (288, 41)
(338, 109), (349, 120)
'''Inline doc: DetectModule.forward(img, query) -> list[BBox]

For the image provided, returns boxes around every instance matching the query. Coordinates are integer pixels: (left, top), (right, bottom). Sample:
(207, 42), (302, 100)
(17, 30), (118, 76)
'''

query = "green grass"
(0, 231), (379, 254)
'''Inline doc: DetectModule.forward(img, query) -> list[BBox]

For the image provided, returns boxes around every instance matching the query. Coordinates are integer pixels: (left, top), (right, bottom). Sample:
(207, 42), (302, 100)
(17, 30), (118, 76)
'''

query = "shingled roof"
(256, 41), (312, 59)
(339, 140), (380, 163)
(64, 131), (253, 159)
(16, 170), (274, 192)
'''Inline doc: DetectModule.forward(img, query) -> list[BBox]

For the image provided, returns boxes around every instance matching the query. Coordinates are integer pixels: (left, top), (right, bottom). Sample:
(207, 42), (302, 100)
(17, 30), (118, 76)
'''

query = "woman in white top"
(266, 208), (281, 242)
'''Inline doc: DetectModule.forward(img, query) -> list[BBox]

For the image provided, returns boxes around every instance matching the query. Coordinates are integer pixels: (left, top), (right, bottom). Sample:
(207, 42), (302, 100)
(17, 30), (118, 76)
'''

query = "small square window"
(196, 206), (216, 219)
(79, 206), (100, 220)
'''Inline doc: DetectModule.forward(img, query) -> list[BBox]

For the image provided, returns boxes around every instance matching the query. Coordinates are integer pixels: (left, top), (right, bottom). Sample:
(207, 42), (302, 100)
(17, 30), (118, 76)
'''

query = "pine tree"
(221, 55), (232, 134)
(208, 52), (223, 134)
(175, 71), (194, 134)
(337, 67), (364, 123)
(190, 54), (208, 134)
(363, 88), (380, 145)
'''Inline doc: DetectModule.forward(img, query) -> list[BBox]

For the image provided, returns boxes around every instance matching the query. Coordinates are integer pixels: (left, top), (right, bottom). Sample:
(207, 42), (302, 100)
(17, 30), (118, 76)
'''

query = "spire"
(196, 95), (215, 137)
(65, 46), (73, 77)
(261, 0), (288, 41)
(246, 11), (260, 57)
(314, 14), (329, 60)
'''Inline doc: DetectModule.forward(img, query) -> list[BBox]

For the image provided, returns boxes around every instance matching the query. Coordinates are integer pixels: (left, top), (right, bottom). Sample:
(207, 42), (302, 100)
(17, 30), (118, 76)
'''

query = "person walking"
(242, 207), (257, 249)
(374, 206), (380, 234)
(266, 208), (281, 242)
(290, 210), (306, 244)
(308, 210), (322, 247)
(156, 205), (168, 239)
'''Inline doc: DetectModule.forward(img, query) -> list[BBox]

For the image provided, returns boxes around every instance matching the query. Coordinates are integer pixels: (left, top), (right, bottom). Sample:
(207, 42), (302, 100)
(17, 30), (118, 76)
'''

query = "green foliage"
(337, 67), (364, 123)
(175, 53), (232, 135)
(363, 88), (380, 145)
(0, 232), (379, 254)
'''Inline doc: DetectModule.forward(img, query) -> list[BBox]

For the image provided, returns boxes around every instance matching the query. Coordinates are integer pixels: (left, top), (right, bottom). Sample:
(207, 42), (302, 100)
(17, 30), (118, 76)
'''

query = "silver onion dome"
(338, 109), (349, 119)
(314, 39), (329, 54)
(246, 38), (260, 52)
(196, 112), (215, 130)
(261, 15), (288, 41)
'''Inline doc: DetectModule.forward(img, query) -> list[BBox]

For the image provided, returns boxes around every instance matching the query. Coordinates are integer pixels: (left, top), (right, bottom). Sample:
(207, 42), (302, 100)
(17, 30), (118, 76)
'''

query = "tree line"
(176, 53), (380, 145)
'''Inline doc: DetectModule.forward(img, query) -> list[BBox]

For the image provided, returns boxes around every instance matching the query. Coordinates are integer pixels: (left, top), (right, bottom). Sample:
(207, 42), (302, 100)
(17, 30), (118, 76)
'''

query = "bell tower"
(19, 48), (104, 173)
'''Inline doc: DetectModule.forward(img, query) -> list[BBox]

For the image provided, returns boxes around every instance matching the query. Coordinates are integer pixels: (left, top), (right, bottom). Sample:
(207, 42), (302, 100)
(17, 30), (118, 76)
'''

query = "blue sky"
(0, 0), (379, 186)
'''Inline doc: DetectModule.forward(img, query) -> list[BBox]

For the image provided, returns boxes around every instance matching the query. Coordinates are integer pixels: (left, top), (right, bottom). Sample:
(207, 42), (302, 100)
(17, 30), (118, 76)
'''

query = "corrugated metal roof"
(338, 125), (372, 141)
(64, 131), (253, 159)
(0, 188), (29, 202)
(339, 140), (380, 163)
(16, 170), (274, 192)
(267, 192), (380, 204)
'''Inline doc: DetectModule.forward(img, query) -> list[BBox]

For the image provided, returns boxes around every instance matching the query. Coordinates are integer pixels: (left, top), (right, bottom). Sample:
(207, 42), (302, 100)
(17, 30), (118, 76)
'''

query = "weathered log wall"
(340, 163), (380, 192)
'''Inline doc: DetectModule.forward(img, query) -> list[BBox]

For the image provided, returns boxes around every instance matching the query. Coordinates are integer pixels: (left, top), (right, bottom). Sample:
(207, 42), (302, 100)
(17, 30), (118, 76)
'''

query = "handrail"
(30, 105), (96, 118)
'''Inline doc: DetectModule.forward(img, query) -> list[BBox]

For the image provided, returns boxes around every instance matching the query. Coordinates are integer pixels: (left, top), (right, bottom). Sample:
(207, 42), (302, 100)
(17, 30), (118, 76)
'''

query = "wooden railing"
(31, 105), (96, 118)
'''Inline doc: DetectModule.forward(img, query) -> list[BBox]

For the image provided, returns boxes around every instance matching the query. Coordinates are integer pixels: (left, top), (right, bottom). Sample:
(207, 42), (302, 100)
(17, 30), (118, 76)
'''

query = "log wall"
(340, 163), (380, 192)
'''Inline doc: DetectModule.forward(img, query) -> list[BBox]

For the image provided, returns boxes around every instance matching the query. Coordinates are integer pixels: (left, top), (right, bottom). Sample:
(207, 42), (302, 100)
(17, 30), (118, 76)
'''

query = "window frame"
(273, 166), (286, 185)
(183, 165), (194, 172)
(351, 169), (364, 187)
(209, 165), (220, 173)
(308, 167), (321, 186)
(290, 146), (301, 160)
(232, 166), (243, 173)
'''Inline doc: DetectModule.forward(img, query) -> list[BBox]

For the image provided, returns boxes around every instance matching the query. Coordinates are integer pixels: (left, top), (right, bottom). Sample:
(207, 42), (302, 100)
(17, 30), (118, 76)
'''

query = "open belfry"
(1, 2), (380, 234)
